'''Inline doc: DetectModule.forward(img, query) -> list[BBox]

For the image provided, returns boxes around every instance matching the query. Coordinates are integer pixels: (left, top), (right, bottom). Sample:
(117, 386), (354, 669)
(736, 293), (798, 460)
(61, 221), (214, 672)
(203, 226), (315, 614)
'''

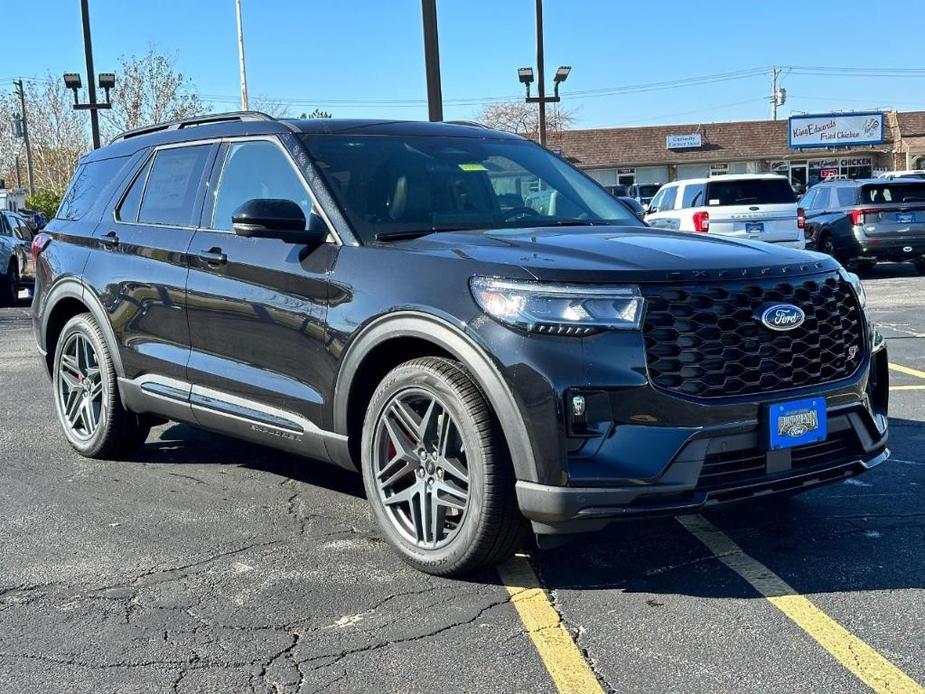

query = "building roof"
(545, 112), (921, 169)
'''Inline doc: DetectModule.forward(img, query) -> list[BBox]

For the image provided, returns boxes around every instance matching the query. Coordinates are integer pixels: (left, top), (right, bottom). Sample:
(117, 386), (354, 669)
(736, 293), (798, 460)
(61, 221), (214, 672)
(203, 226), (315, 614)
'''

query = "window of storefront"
(772, 157), (873, 189)
(709, 163), (729, 176)
(617, 168), (635, 187)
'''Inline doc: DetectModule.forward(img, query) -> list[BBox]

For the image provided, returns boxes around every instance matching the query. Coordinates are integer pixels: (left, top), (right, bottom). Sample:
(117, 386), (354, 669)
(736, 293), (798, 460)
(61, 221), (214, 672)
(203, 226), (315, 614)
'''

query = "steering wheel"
(501, 206), (542, 222)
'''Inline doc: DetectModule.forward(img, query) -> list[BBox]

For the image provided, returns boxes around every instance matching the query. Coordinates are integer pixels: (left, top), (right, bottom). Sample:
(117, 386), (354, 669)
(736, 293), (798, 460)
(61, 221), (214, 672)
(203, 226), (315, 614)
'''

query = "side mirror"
(232, 198), (327, 245)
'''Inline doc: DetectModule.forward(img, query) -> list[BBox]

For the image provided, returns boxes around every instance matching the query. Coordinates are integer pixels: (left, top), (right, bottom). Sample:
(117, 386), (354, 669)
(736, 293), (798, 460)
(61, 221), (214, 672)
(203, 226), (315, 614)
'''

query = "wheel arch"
(332, 312), (538, 482)
(41, 279), (124, 378)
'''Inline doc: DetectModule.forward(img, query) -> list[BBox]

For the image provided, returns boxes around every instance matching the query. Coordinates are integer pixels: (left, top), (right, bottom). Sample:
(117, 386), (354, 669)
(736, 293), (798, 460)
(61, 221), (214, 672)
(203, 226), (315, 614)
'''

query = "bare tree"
(0, 76), (91, 194)
(102, 46), (208, 138)
(251, 96), (291, 118)
(475, 100), (576, 138)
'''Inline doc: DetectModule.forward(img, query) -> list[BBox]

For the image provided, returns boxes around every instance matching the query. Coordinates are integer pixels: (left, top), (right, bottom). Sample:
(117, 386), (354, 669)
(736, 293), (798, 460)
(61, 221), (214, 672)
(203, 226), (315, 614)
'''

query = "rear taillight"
(31, 232), (51, 262)
(797, 207), (805, 229)
(849, 209), (881, 225)
(692, 211), (710, 232)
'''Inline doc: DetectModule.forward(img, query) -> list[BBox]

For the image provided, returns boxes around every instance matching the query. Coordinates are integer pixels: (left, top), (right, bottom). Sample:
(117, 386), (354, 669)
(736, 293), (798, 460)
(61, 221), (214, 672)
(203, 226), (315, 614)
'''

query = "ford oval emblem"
(760, 304), (805, 331)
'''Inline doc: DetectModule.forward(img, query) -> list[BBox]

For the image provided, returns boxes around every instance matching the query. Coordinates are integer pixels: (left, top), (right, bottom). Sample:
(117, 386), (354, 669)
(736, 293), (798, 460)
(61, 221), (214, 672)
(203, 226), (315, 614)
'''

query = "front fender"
(331, 311), (542, 483)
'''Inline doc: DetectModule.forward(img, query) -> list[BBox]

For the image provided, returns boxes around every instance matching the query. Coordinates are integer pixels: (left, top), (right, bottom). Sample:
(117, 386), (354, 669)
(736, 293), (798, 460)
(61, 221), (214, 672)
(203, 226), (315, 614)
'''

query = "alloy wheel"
(373, 389), (470, 548)
(57, 333), (105, 440)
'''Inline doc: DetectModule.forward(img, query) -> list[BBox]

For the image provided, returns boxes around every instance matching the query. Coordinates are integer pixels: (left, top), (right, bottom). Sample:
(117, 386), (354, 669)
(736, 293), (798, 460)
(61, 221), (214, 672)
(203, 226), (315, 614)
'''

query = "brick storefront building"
(547, 110), (925, 193)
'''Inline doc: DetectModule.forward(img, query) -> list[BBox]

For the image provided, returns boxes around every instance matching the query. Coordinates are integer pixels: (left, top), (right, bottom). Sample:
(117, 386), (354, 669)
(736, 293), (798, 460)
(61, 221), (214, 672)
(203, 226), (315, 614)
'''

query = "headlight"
(470, 277), (644, 335)
(838, 268), (866, 308)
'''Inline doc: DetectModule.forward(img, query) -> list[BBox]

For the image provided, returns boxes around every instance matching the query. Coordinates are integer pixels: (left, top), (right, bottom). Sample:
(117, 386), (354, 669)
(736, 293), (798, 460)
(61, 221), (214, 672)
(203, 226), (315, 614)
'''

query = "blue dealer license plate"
(896, 212), (915, 223)
(745, 222), (765, 233)
(768, 397), (827, 450)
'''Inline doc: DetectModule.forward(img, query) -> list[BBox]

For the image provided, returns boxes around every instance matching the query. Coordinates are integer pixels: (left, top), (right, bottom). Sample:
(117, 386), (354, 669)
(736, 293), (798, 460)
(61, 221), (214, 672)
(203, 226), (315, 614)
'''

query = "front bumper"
(516, 343), (890, 535)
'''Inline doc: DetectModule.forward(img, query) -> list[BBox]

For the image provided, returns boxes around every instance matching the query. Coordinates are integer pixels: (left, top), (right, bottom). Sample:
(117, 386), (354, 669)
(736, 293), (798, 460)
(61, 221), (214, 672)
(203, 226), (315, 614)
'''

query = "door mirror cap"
(232, 198), (327, 245)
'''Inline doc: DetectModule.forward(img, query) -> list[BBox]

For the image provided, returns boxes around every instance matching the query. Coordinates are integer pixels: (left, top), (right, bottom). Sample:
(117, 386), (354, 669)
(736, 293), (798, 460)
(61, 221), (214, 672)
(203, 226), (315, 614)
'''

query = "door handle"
(198, 248), (227, 265)
(99, 231), (119, 248)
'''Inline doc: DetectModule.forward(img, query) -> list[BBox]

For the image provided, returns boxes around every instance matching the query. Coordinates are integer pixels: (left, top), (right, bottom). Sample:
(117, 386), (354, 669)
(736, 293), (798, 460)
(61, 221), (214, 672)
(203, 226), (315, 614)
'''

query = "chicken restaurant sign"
(788, 112), (885, 148)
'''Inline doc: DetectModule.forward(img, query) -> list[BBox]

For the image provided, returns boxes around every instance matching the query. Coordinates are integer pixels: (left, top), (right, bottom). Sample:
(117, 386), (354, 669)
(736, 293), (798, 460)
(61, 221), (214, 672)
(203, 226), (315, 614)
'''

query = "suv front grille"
(641, 273), (864, 398)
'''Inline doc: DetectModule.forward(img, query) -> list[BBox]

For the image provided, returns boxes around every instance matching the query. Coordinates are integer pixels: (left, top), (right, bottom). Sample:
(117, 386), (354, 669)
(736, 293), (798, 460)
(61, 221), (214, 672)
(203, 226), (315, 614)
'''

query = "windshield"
(301, 134), (638, 242)
(861, 182), (925, 204)
(705, 178), (796, 206)
(636, 184), (661, 198)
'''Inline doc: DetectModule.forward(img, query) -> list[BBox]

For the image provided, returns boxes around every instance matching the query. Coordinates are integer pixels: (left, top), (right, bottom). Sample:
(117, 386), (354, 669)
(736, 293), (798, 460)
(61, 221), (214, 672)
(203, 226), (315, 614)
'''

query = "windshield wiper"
(374, 227), (467, 242)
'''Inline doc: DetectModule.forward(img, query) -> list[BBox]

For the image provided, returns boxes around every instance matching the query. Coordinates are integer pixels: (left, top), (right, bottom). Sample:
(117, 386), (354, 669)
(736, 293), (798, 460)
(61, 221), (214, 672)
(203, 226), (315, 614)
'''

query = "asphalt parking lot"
(1, 265), (923, 694)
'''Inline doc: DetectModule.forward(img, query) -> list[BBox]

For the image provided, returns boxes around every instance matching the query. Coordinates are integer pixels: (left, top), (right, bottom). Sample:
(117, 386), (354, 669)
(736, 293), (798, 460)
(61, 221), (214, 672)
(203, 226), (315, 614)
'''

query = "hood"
(385, 226), (838, 283)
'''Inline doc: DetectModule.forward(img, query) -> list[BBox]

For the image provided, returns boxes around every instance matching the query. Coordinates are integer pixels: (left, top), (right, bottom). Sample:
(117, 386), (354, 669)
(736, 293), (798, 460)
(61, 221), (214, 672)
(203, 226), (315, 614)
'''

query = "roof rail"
(443, 120), (489, 128)
(110, 111), (276, 143)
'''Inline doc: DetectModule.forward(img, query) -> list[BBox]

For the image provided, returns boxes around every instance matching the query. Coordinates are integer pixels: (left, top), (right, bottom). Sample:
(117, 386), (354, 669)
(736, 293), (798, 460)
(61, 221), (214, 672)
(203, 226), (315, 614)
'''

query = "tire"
(915, 259), (925, 276)
(0, 262), (17, 307)
(51, 313), (151, 459)
(818, 233), (837, 258)
(361, 357), (525, 576)
(854, 260), (877, 276)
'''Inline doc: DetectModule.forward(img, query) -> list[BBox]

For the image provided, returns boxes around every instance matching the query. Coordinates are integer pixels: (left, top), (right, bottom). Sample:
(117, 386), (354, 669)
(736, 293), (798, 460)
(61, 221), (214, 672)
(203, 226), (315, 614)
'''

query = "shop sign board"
(789, 112), (884, 148)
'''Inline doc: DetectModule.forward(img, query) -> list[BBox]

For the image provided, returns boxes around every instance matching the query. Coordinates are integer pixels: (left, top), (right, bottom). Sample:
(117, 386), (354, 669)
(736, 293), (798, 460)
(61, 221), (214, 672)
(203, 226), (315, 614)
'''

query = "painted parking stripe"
(678, 515), (924, 694)
(889, 363), (925, 381)
(498, 555), (604, 694)
(890, 385), (925, 391)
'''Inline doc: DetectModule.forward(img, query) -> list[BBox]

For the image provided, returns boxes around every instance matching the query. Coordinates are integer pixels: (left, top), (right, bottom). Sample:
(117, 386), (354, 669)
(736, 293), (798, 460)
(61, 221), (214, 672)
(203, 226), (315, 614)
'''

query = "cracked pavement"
(1, 263), (923, 693)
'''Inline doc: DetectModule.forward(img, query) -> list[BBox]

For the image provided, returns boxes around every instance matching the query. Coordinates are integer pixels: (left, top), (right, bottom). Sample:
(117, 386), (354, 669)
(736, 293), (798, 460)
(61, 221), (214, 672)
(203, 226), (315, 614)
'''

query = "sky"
(4, 0), (925, 130)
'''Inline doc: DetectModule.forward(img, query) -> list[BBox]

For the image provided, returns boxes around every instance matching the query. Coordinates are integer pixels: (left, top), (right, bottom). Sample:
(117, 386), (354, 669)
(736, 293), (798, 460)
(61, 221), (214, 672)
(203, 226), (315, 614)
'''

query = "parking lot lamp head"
(518, 67), (535, 97)
(63, 73), (82, 105)
(97, 73), (115, 104)
(553, 65), (571, 97)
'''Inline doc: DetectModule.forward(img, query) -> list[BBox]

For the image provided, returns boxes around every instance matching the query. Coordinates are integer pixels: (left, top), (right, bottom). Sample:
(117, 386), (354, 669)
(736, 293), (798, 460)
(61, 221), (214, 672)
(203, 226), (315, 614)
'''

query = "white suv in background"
(644, 174), (805, 248)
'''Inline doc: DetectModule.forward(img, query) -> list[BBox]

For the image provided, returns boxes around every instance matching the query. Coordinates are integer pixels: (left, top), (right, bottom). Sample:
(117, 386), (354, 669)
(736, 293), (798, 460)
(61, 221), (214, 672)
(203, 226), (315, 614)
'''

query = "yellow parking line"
(890, 385), (925, 391)
(497, 554), (603, 694)
(678, 515), (924, 694)
(889, 362), (925, 381)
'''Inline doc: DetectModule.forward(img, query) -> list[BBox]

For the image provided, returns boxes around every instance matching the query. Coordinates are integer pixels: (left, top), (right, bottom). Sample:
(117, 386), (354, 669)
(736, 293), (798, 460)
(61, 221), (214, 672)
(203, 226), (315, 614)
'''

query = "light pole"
(235, 0), (250, 110)
(421, 0), (444, 122)
(64, 0), (113, 149)
(518, 0), (570, 147)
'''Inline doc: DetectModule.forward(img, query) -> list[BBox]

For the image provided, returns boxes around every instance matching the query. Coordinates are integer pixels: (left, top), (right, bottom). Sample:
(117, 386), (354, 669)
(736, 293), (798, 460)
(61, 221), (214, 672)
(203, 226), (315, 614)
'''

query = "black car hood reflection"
(381, 225), (836, 282)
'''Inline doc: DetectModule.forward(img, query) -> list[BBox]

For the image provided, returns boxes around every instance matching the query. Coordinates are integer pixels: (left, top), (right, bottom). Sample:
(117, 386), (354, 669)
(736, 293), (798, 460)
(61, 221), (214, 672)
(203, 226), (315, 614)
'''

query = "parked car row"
(611, 172), (925, 274)
(0, 209), (36, 306)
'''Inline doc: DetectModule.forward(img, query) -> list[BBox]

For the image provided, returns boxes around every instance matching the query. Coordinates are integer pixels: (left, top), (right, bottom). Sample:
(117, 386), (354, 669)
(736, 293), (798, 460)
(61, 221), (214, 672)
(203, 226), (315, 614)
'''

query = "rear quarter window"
(836, 187), (858, 206)
(681, 183), (705, 208)
(705, 179), (796, 206)
(57, 156), (130, 221)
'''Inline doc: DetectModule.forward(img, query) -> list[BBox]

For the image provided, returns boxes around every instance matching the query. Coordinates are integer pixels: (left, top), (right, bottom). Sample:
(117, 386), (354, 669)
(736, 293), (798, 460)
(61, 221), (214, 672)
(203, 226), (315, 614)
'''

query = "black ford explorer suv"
(32, 113), (889, 576)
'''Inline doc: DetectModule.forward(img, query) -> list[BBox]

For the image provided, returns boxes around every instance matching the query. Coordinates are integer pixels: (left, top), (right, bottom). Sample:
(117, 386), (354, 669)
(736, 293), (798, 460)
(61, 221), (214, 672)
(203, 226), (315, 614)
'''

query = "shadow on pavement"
(857, 262), (920, 280)
(136, 422), (366, 499)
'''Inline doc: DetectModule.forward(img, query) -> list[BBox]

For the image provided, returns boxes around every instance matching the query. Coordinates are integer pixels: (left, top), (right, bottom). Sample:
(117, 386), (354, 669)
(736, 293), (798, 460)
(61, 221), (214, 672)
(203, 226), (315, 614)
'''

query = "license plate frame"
(745, 222), (765, 233)
(767, 397), (827, 450)
(896, 212), (915, 224)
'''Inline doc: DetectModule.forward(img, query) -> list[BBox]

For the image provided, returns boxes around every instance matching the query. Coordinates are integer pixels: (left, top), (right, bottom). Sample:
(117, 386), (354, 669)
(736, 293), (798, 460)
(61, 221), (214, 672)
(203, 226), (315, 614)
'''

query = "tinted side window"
(117, 157), (152, 223)
(811, 188), (831, 210)
(210, 140), (311, 231)
(648, 189), (665, 212)
(836, 186), (858, 207)
(57, 156), (129, 221)
(660, 186), (678, 210)
(681, 183), (705, 208)
(799, 189), (817, 210)
(0, 214), (11, 236)
(138, 145), (212, 226)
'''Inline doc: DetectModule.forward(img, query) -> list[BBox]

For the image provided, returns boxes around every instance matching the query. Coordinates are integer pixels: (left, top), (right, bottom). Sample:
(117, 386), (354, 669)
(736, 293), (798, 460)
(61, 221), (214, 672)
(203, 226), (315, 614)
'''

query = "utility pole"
(13, 80), (34, 194)
(421, 0), (444, 121)
(535, 0), (547, 146)
(770, 66), (783, 121)
(80, 0), (102, 148)
(235, 0), (250, 110)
